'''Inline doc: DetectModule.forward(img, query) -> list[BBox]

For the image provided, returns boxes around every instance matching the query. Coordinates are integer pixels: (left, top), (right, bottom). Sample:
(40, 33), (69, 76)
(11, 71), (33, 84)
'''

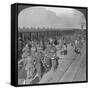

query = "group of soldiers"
(18, 36), (84, 84)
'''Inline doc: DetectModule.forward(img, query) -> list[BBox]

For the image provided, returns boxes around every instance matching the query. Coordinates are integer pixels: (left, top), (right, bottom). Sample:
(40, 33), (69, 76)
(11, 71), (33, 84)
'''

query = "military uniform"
(44, 46), (59, 71)
(31, 50), (44, 80)
(24, 56), (35, 79)
(22, 45), (36, 81)
(74, 40), (82, 55)
(42, 52), (51, 72)
(50, 48), (59, 71)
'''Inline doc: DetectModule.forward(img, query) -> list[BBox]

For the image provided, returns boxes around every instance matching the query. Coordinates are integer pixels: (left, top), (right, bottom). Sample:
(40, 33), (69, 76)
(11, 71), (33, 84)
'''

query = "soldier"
(63, 42), (67, 55)
(42, 51), (52, 73)
(45, 44), (59, 71)
(21, 44), (30, 58)
(48, 38), (54, 46)
(31, 45), (44, 80)
(18, 44), (35, 84)
(50, 47), (59, 71)
(32, 52), (43, 80)
(56, 39), (62, 51)
(74, 40), (81, 55)
(24, 56), (35, 80)
(40, 44), (52, 73)
(18, 44), (30, 67)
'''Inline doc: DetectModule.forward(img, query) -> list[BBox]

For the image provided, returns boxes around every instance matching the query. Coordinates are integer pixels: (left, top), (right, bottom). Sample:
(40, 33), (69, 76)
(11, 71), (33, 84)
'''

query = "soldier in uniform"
(45, 43), (59, 71)
(18, 44), (30, 69)
(24, 56), (35, 84)
(60, 39), (68, 55)
(42, 50), (52, 73)
(40, 41), (53, 73)
(74, 40), (81, 55)
(49, 46), (59, 71)
(18, 43), (35, 84)
(32, 52), (43, 80)
(55, 39), (63, 57)
(31, 44), (44, 80)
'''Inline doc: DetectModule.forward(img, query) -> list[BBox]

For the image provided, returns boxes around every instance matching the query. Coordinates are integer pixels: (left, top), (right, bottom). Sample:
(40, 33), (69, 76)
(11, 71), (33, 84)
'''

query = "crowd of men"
(18, 35), (85, 84)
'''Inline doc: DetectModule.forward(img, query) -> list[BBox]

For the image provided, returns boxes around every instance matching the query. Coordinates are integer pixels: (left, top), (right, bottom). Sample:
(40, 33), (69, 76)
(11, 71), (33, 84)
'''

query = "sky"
(18, 6), (86, 29)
